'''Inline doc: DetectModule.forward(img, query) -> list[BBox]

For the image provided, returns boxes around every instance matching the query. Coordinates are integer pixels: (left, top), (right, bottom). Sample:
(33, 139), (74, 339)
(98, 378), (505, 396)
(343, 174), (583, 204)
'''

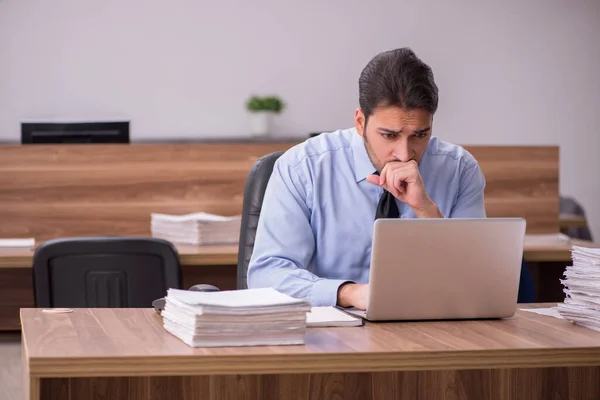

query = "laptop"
(345, 218), (526, 321)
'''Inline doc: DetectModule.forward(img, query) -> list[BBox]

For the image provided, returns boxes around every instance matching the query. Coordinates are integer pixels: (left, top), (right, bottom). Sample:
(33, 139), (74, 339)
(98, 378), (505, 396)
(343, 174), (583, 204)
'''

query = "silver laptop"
(345, 218), (526, 321)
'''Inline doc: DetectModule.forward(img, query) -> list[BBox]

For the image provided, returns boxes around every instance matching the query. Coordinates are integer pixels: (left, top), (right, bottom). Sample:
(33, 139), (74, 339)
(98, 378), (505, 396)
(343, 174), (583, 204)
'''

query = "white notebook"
(306, 306), (363, 327)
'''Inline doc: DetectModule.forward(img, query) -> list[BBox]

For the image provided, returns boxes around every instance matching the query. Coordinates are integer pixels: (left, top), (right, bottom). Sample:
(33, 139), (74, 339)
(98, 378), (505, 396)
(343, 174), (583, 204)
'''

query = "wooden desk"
(1, 239), (599, 331)
(0, 243), (239, 269)
(1, 238), (596, 269)
(522, 237), (596, 262)
(560, 213), (588, 229)
(21, 305), (600, 400)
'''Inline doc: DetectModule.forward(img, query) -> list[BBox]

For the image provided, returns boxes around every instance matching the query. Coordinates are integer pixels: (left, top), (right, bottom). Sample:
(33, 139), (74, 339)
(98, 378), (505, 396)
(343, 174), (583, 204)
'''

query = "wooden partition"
(0, 142), (559, 331)
(467, 146), (559, 233)
(0, 142), (294, 242)
(0, 142), (558, 240)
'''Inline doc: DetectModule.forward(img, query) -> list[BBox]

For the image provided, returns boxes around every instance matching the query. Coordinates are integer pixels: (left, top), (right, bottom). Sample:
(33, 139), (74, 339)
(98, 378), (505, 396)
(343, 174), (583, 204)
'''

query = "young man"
(247, 48), (486, 310)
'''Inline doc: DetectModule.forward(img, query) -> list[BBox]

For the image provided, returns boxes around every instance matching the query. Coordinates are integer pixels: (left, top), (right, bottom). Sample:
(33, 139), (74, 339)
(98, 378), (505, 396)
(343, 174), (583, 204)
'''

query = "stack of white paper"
(0, 238), (35, 249)
(150, 212), (241, 245)
(162, 288), (311, 347)
(557, 246), (600, 331)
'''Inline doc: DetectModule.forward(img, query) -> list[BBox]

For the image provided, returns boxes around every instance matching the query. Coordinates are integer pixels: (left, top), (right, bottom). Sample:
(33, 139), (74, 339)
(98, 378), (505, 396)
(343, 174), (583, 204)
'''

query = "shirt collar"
(350, 128), (377, 183)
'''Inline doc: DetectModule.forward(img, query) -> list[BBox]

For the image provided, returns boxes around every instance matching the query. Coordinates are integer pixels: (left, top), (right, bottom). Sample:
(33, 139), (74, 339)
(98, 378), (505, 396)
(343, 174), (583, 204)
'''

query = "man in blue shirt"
(247, 48), (486, 310)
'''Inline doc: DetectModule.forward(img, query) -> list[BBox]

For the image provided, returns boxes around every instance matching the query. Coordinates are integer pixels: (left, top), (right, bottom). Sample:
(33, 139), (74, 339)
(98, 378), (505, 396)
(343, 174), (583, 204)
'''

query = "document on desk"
(556, 246), (600, 331)
(0, 238), (35, 249)
(306, 307), (363, 327)
(520, 307), (563, 319)
(525, 246), (600, 332)
(161, 288), (311, 347)
(150, 212), (241, 245)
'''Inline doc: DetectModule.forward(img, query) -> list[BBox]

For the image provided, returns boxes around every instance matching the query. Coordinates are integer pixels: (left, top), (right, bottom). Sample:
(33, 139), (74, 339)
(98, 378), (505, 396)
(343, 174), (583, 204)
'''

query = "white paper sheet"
(520, 307), (563, 319)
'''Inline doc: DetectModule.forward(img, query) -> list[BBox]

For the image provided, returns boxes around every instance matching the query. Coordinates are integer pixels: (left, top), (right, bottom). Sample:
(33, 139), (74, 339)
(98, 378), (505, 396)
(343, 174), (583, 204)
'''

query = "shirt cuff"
(310, 279), (354, 307)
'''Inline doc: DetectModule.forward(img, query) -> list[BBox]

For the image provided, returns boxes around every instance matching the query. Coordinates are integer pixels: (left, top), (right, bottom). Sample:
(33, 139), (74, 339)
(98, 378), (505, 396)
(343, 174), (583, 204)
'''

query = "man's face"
(354, 106), (433, 172)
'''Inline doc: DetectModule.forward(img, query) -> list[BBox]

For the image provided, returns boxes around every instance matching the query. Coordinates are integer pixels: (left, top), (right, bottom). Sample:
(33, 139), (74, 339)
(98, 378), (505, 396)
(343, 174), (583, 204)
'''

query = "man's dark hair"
(358, 47), (438, 121)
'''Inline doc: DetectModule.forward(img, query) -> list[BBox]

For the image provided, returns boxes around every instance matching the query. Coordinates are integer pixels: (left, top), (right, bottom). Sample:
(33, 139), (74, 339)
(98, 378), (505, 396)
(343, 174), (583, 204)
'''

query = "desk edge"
(27, 347), (600, 378)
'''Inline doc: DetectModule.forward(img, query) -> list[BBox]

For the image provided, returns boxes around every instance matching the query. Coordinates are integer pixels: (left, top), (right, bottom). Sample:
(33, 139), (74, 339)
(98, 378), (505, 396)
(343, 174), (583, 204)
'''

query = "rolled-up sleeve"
(247, 156), (348, 306)
(449, 162), (487, 218)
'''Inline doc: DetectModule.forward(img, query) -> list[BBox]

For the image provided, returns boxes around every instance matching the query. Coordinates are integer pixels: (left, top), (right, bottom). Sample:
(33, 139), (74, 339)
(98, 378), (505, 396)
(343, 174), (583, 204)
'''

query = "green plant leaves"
(245, 96), (285, 113)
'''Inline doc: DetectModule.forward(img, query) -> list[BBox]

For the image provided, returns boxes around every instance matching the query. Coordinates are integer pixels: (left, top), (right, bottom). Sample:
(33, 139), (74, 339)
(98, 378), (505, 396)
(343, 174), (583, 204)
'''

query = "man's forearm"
(413, 200), (444, 218)
(249, 257), (350, 307)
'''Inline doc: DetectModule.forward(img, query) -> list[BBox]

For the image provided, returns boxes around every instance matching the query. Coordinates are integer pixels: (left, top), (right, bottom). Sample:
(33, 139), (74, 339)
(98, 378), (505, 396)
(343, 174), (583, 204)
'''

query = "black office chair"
(560, 195), (594, 241)
(32, 237), (183, 308)
(518, 259), (536, 303)
(237, 151), (284, 289)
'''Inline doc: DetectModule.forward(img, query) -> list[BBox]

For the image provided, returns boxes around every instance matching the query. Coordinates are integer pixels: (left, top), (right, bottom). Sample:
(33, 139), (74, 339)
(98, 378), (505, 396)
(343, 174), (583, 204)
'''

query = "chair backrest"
(560, 196), (593, 241)
(237, 151), (284, 289)
(32, 237), (182, 308)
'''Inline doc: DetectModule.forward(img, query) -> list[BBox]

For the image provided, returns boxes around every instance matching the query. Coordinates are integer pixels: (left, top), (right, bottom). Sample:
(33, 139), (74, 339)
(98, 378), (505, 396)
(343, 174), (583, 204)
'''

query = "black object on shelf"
(21, 121), (130, 144)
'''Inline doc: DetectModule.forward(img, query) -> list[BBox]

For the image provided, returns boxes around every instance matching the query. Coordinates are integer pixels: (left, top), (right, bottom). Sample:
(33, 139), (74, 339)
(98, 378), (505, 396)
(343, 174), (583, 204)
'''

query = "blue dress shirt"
(247, 128), (486, 306)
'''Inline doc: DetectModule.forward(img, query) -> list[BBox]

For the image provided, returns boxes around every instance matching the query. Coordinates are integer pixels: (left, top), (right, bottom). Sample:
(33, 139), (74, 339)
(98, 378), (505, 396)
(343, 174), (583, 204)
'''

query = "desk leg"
(38, 367), (600, 400)
(0, 268), (34, 331)
(21, 340), (39, 400)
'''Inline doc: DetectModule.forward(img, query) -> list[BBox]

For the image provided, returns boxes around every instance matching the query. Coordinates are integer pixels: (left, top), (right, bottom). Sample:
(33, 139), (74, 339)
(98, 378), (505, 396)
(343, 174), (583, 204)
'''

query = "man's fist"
(366, 160), (442, 218)
(337, 283), (368, 310)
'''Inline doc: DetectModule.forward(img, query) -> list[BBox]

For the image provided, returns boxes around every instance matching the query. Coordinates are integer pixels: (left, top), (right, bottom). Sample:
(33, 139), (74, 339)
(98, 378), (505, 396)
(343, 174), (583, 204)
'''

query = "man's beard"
(362, 132), (385, 173)
(362, 131), (419, 173)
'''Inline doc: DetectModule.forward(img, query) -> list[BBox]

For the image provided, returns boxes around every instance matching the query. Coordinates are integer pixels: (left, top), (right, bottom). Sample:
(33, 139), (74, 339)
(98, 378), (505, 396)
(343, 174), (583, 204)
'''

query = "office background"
(0, 0), (598, 238)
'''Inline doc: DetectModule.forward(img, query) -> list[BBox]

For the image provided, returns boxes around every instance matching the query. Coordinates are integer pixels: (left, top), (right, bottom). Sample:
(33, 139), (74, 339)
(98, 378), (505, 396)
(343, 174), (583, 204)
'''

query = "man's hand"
(366, 160), (442, 218)
(337, 283), (368, 310)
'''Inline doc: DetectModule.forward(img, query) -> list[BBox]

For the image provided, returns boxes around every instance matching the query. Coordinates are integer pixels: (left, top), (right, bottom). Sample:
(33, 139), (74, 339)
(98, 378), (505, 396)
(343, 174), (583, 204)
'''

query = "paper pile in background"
(556, 246), (600, 331)
(162, 288), (311, 347)
(151, 212), (241, 245)
(0, 238), (35, 250)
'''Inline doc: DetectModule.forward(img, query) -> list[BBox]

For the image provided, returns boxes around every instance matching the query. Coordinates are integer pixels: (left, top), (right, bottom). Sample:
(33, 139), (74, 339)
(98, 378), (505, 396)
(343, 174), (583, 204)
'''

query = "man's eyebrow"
(377, 127), (402, 134)
(377, 127), (431, 134)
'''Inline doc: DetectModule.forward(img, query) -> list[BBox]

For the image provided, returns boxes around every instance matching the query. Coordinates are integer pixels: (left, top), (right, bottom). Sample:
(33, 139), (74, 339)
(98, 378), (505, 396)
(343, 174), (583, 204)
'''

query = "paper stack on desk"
(0, 238), (35, 249)
(162, 288), (311, 347)
(150, 212), (241, 245)
(557, 246), (600, 331)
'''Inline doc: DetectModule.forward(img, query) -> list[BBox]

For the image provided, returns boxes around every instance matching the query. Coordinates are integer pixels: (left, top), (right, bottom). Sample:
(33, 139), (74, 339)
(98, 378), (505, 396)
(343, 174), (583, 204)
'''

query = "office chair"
(32, 237), (182, 308)
(237, 151), (284, 289)
(518, 260), (536, 303)
(560, 196), (593, 241)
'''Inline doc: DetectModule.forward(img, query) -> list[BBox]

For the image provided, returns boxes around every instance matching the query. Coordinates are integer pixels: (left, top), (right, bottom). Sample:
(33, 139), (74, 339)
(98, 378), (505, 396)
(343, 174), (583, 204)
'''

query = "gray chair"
(33, 237), (182, 308)
(560, 196), (593, 241)
(237, 151), (284, 289)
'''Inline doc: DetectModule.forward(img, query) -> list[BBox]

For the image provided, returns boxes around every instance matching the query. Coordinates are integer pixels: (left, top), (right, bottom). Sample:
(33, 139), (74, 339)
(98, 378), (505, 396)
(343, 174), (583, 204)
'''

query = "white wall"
(0, 0), (599, 238)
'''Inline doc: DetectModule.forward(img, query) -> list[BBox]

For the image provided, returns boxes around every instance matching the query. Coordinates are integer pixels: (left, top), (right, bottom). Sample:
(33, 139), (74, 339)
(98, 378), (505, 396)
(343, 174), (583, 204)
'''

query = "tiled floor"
(0, 333), (21, 400)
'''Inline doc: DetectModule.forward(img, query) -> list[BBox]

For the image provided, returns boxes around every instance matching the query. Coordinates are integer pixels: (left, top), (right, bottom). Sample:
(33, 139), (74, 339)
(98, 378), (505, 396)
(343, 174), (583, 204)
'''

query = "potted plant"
(245, 95), (285, 137)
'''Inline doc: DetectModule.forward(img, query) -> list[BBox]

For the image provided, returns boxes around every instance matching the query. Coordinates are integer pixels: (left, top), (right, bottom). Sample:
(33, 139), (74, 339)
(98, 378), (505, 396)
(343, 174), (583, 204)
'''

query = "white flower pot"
(249, 111), (272, 137)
